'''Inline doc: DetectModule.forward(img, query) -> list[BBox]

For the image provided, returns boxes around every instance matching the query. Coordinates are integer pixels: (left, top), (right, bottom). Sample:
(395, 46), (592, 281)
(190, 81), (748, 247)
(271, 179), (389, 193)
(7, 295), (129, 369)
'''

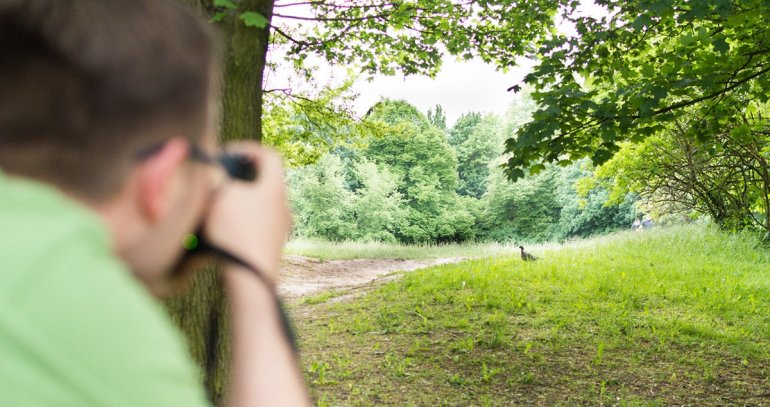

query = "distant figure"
(519, 246), (538, 261)
(632, 219), (642, 231)
(642, 217), (654, 229)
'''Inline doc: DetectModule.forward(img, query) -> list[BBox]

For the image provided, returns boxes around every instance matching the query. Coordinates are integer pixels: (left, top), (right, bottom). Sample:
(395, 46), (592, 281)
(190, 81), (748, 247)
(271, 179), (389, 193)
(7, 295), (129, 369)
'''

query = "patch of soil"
(277, 255), (464, 298)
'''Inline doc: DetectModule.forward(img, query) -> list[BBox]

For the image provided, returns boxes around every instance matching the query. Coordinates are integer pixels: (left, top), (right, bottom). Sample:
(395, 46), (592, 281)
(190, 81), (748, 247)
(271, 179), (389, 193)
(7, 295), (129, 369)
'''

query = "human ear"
(135, 137), (189, 223)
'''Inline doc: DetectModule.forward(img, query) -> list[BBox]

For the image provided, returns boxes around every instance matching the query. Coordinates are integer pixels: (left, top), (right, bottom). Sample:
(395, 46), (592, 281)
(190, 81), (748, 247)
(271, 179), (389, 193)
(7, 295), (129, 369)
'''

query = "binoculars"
(219, 153), (257, 182)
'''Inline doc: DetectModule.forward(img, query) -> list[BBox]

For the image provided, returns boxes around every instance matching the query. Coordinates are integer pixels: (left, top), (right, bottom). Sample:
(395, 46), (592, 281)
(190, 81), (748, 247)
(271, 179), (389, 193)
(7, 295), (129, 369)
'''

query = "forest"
(287, 96), (639, 244)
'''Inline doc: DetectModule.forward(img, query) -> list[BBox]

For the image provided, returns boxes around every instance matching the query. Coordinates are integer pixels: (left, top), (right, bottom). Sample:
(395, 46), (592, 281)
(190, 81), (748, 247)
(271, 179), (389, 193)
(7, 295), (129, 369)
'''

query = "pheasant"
(519, 246), (538, 261)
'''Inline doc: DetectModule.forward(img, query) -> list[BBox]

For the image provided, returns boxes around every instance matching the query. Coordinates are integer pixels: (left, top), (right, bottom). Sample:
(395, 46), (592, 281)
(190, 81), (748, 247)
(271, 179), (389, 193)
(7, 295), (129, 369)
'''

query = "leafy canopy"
(504, 0), (770, 180)
(272, 0), (561, 78)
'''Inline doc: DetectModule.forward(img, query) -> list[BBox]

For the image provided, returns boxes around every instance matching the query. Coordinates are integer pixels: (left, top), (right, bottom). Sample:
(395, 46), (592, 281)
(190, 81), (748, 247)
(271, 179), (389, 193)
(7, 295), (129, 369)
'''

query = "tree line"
(287, 98), (639, 244)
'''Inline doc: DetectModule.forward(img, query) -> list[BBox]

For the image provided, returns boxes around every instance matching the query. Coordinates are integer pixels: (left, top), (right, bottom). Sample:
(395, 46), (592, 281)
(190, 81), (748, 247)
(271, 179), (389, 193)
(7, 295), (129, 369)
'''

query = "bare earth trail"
(277, 255), (466, 299)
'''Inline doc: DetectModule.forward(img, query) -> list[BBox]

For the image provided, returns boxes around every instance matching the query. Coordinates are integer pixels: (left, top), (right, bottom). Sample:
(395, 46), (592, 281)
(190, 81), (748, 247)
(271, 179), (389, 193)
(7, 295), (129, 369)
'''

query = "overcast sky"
(351, 57), (537, 127)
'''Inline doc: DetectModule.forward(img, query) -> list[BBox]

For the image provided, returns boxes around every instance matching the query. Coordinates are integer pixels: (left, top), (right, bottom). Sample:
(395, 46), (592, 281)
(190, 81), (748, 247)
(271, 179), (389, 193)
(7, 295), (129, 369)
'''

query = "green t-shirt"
(0, 173), (210, 406)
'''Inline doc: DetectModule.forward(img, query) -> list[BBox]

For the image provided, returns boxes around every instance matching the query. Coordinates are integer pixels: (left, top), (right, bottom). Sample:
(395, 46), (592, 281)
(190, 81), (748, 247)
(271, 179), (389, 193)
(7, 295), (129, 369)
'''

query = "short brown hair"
(0, 0), (217, 200)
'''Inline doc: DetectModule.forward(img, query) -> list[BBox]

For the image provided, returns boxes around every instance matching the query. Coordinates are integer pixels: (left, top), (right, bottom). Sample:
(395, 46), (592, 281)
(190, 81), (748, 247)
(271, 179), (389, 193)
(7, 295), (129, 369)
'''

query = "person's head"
(0, 0), (222, 295)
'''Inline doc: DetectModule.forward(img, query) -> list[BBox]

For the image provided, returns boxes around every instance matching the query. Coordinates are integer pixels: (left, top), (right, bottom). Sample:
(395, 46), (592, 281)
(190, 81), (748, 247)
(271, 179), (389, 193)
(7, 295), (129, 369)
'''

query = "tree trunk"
(219, 0), (273, 143)
(165, 264), (231, 405)
(165, 0), (274, 404)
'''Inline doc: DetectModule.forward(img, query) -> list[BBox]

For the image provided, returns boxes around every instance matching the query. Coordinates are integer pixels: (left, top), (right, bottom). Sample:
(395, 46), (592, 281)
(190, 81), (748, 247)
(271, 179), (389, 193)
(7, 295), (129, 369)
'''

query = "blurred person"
(0, 0), (310, 405)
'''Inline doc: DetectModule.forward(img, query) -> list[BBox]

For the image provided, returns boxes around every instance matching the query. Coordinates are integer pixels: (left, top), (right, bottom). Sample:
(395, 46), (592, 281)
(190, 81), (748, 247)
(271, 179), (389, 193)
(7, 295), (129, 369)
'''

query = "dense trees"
(366, 101), (475, 242)
(451, 114), (504, 199)
(588, 103), (770, 233)
(490, 0), (770, 237)
(289, 99), (638, 244)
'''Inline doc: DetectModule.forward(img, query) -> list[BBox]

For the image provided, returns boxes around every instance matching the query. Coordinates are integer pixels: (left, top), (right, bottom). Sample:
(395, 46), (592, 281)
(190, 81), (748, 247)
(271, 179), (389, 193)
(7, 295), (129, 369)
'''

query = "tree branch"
(648, 64), (770, 117)
(270, 25), (307, 46)
(272, 11), (392, 22)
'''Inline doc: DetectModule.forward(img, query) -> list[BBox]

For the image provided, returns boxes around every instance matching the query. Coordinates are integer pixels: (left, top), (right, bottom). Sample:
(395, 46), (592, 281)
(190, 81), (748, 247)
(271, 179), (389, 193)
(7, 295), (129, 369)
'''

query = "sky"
(351, 57), (537, 127)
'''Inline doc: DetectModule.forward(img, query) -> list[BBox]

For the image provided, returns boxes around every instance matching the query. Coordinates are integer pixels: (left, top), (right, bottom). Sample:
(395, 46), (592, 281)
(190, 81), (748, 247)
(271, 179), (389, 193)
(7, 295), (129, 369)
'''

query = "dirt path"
(277, 255), (465, 298)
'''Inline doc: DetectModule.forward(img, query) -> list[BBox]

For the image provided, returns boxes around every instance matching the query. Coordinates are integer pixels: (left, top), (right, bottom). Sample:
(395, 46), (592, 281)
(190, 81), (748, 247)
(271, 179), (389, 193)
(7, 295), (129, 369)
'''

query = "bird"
(519, 246), (538, 261)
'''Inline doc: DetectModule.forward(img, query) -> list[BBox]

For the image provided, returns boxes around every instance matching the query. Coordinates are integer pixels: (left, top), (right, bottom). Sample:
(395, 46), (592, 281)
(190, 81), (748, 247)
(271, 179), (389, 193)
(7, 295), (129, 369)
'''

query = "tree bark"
(165, 0), (274, 404)
(219, 0), (273, 143)
(165, 264), (231, 405)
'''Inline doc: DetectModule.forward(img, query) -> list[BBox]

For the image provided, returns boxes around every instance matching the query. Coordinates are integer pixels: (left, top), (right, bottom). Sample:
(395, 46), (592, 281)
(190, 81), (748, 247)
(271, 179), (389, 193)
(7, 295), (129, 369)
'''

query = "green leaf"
(240, 11), (268, 28)
(631, 14), (652, 30)
(506, 168), (526, 181)
(214, 0), (237, 10)
(730, 124), (752, 143)
(529, 164), (546, 175)
(651, 86), (667, 101)
(641, 64), (655, 77)
(648, 0), (674, 17)
(592, 149), (613, 164)
(210, 11), (227, 23)
(712, 37), (729, 54)
(679, 34), (695, 46)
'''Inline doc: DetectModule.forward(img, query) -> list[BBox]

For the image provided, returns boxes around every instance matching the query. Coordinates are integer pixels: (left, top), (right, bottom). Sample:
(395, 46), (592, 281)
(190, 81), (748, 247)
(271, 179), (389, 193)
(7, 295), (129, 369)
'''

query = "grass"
(291, 225), (770, 406)
(285, 238), (529, 260)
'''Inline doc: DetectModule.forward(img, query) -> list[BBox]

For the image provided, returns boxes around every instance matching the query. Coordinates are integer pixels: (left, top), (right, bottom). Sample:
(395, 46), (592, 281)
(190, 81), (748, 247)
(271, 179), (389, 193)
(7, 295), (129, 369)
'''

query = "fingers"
(202, 142), (292, 283)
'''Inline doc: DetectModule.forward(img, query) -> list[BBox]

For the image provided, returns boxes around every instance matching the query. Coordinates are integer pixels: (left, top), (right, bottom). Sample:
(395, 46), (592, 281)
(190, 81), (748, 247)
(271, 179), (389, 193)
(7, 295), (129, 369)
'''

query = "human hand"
(202, 143), (292, 285)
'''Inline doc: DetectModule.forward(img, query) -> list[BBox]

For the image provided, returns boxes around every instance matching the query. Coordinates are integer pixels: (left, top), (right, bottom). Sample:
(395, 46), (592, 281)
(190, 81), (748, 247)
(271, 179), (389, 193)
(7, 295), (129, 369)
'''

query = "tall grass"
(295, 225), (770, 406)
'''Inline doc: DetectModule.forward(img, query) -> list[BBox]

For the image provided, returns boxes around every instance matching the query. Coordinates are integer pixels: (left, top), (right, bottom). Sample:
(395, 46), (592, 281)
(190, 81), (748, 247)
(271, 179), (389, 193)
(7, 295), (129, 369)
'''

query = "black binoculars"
(218, 153), (257, 182)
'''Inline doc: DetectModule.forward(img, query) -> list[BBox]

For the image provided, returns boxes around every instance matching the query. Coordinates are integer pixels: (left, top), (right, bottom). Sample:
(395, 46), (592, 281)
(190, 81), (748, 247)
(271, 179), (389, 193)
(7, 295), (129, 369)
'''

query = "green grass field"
(290, 226), (770, 406)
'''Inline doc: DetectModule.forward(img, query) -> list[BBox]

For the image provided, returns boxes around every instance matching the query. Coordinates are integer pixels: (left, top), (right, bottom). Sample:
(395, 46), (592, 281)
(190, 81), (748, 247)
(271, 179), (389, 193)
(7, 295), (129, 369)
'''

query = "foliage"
(482, 164), (562, 242)
(447, 112), (482, 147)
(552, 161), (639, 239)
(350, 160), (407, 242)
(262, 78), (379, 166)
(503, 86), (539, 133)
(480, 87), (639, 241)
(365, 100), (474, 243)
(288, 154), (356, 241)
(287, 98), (638, 244)
(272, 0), (561, 78)
(504, 0), (770, 180)
(451, 114), (504, 198)
(591, 105), (770, 233)
(426, 104), (447, 131)
(296, 225), (770, 405)
(482, 159), (638, 243)
(287, 99), (473, 244)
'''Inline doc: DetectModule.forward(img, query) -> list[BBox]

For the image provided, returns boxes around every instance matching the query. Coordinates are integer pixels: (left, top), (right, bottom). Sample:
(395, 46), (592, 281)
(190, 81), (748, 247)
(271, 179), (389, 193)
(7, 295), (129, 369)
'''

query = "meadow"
(290, 226), (770, 406)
